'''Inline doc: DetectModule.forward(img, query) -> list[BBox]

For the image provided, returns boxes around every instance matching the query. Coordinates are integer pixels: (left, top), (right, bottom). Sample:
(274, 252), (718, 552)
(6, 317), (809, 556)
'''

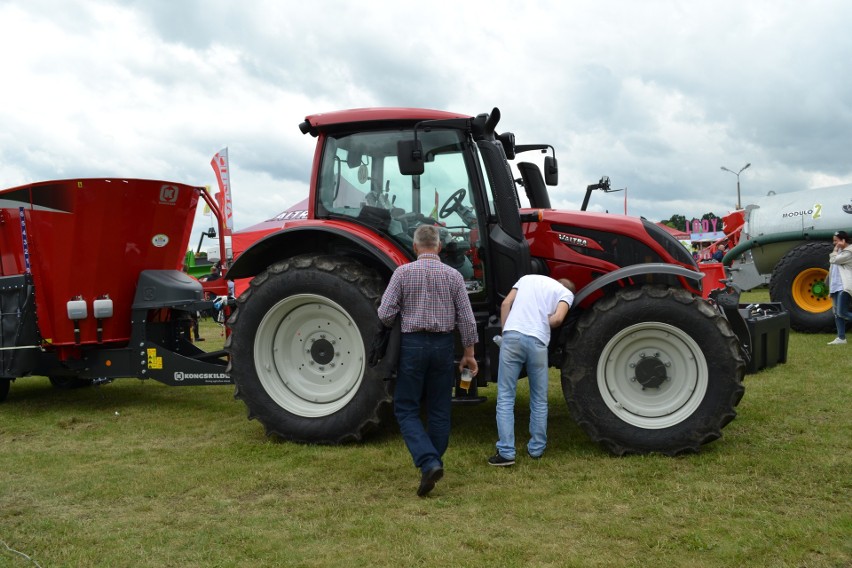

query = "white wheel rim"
(597, 322), (708, 429)
(254, 294), (365, 417)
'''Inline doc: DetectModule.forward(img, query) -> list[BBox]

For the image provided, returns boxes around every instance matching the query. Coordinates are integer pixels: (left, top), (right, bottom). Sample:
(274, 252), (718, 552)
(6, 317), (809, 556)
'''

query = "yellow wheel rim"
(791, 268), (830, 313)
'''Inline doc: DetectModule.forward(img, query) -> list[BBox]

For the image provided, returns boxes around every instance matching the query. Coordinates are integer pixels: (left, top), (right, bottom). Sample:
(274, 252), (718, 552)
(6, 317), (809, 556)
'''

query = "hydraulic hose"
(722, 229), (847, 266)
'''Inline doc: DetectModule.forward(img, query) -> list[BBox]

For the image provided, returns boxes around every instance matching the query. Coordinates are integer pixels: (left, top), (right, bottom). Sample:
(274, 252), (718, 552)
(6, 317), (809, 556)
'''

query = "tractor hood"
(527, 208), (698, 272)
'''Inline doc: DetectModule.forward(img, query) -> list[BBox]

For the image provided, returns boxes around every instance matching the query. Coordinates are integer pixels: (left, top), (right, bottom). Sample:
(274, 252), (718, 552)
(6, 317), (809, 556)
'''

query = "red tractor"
(225, 107), (785, 456)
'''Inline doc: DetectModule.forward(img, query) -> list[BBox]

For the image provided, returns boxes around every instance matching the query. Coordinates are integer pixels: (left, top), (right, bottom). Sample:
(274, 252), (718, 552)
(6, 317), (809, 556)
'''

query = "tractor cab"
(310, 108), (537, 308)
(316, 128), (480, 282)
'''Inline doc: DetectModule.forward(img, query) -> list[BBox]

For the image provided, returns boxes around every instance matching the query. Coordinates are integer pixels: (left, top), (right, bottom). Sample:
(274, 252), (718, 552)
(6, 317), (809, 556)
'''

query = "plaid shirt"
(378, 253), (477, 347)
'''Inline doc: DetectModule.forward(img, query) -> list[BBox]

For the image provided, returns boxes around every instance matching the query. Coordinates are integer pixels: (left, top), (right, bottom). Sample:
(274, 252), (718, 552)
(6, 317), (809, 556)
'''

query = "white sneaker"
(827, 337), (847, 345)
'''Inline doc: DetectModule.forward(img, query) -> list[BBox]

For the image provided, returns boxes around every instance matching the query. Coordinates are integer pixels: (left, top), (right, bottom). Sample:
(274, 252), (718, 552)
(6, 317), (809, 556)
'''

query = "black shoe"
(487, 453), (515, 467)
(417, 466), (444, 497)
(194, 337), (205, 342)
(527, 451), (543, 460)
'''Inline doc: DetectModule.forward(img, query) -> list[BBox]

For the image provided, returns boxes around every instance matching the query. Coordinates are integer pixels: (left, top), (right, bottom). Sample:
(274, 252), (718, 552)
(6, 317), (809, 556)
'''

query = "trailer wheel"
(227, 254), (392, 444)
(561, 285), (745, 456)
(0, 379), (9, 402)
(769, 242), (834, 333)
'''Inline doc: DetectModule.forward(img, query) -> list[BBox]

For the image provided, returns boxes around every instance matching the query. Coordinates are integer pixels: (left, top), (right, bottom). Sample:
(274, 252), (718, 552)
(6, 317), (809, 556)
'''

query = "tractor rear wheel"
(227, 254), (393, 443)
(561, 285), (745, 456)
(0, 379), (9, 402)
(769, 242), (834, 333)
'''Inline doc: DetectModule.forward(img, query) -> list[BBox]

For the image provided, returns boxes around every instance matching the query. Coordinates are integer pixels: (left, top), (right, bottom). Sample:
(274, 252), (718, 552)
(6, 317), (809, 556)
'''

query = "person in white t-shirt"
(488, 275), (574, 466)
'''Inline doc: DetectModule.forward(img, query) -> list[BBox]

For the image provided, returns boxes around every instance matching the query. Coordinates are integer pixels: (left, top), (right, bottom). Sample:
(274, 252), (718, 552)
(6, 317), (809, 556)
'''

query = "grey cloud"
(2, 0), (852, 228)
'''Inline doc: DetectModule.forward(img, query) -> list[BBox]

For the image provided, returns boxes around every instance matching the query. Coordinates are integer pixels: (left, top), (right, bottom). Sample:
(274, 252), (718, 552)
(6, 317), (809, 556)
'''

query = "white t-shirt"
(503, 275), (574, 345)
(829, 263), (842, 294)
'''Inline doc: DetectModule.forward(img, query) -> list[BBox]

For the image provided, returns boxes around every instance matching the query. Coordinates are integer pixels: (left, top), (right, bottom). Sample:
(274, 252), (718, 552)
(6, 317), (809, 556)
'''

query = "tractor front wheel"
(226, 254), (392, 443)
(561, 285), (745, 456)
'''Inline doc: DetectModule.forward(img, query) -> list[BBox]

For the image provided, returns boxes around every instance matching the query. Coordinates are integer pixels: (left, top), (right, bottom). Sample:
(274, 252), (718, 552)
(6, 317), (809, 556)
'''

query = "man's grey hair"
(413, 224), (440, 250)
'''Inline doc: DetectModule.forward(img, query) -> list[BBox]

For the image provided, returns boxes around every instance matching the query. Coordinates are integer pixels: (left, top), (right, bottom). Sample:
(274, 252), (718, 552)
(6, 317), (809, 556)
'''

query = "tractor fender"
(566, 263), (758, 370)
(572, 263), (704, 307)
(226, 224), (409, 283)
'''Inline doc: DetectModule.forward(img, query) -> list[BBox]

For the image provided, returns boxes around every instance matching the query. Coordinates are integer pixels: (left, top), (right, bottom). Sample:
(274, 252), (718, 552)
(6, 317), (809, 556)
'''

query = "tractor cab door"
(475, 138), (531, 300)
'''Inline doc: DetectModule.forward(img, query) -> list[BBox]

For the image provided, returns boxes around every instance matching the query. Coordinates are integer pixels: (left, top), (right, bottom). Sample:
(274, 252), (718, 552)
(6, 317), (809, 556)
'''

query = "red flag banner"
(211, 148), (234, 233)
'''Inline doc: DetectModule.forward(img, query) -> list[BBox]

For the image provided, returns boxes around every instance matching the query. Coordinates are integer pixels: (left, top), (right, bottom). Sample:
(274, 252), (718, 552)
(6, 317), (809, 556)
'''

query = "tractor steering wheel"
(439, 188), (467, 219)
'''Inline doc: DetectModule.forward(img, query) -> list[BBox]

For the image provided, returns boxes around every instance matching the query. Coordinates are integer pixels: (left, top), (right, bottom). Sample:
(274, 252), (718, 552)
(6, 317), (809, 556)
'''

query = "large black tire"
(0, 379), (9, 402)
(769, 242), (834, 333)
(226, 254), (393, 444)
(561, 285), (745, 456)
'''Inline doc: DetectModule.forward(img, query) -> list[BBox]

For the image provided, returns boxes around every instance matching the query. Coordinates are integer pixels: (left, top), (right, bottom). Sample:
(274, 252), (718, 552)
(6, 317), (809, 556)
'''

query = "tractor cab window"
(317, 128), (485, 296)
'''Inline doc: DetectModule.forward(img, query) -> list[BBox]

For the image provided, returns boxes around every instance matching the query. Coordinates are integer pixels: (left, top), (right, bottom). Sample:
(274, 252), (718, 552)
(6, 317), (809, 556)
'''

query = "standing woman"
(827, 230), (852, 345)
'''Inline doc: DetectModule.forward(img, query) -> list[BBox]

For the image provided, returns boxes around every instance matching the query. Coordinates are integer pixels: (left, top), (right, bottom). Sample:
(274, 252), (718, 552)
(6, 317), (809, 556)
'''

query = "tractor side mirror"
(346, 151), (362, 169)
(498, 132), (516, 160)
(544, 155), (558, 186)
(397, 140), (425, 175)
(357, 163), (369, 184)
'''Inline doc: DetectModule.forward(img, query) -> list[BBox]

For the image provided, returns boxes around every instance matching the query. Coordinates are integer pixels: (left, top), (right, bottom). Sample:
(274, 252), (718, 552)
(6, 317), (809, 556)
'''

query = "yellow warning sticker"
(147, 348), (163, 370)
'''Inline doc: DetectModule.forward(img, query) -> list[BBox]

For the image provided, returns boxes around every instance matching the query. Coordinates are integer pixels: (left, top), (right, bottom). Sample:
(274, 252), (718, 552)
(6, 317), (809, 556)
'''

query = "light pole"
(720, 163), (751, 210)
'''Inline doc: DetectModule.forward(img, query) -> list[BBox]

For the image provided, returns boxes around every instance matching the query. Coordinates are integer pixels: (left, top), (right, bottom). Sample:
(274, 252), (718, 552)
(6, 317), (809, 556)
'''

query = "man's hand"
(459, 346), (478, 376)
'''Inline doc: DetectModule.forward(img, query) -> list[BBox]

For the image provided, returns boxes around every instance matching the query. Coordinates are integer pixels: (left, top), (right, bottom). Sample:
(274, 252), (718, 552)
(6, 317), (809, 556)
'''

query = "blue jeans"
(495, 330), (550, 459)
(394, 332), (455, 473)
(830, 291), (852, 339)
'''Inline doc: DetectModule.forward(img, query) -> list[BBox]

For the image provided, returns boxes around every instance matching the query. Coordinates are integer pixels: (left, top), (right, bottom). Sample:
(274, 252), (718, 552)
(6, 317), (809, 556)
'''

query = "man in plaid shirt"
(378, 224), (478, 497)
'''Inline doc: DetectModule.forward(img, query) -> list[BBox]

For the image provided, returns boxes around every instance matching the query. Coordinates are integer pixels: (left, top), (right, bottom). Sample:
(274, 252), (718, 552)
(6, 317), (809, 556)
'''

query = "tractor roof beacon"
(224, 106), (761, 456)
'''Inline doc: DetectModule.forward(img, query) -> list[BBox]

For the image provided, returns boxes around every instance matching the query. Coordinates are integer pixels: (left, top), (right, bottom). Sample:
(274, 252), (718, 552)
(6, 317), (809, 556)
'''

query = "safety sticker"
(152, 234), (169, 248)
(147, 348), (163, 370)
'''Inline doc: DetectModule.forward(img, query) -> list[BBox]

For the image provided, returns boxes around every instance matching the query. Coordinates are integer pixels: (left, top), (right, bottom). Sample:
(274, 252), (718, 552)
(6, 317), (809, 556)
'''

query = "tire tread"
(227, 253), (391, 444)
(561, 285), (745, 456)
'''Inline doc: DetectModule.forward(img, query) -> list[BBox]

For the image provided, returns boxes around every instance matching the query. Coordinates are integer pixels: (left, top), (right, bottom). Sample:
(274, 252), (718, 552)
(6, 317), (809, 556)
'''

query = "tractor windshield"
(316, 128), (486, 293)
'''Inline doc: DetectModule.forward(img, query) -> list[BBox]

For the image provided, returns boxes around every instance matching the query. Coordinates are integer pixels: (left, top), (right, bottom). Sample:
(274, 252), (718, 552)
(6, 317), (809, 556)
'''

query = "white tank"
(742, 184), (852, 274)
(745, 184), (852, 238)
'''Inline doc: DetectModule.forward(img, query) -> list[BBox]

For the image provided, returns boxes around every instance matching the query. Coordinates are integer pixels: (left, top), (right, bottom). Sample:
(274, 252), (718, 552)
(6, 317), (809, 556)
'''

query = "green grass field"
(1, 292), (850, 567)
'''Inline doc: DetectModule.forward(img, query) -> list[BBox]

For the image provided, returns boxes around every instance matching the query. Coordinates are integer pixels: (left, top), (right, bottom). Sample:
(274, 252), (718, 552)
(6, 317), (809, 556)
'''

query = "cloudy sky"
(1, 0), (850, 232)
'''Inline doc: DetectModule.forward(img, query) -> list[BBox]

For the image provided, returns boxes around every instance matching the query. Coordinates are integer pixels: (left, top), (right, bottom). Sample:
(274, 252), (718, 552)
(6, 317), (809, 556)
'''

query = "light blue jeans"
(830, 291), (852, 340)
(495, 330), (550, 459)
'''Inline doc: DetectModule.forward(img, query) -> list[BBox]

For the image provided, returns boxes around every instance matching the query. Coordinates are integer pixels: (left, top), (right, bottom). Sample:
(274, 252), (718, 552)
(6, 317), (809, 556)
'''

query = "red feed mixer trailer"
(0, 179), (231, 394)
(0, 107), (789, 456)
